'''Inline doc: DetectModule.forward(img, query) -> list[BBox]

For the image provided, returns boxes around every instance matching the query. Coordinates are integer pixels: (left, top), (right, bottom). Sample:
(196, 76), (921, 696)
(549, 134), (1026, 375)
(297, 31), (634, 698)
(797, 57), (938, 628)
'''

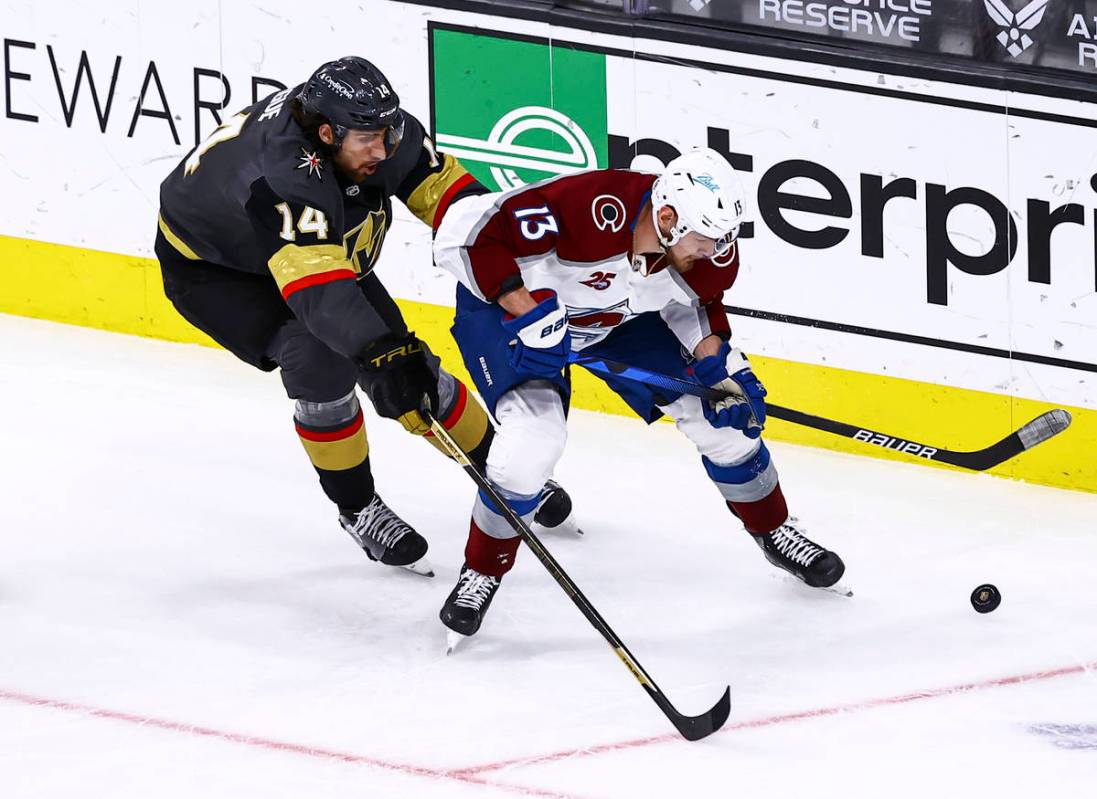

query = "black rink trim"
(407, 0), (1097, 105)
(425, 21), (1097, 130)
(725, 305), (1097, 374)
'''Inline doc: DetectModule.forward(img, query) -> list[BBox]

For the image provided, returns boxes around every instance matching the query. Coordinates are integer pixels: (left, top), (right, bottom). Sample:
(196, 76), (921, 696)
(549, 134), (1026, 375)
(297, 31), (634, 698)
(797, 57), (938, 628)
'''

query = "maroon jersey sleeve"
(463, 198), (559, 301)
(666, 240), (740, 344)
(463, 171), (656, 301)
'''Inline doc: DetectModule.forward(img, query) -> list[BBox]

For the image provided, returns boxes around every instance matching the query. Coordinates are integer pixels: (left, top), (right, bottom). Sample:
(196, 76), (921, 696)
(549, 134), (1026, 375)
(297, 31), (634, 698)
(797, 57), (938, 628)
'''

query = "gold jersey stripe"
(405, 154), (472, 228)
(268, 243), (355, 294)
(424, 394), (490, 458)
(157, 214), (202, 260)
(298, 426), (369, 471)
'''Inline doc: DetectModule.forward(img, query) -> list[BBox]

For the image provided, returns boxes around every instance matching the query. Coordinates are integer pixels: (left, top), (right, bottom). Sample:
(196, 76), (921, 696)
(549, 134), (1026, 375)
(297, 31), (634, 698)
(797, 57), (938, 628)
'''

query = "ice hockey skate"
(753, 517), (850, 596)
(339, 494), (433, 577)
(534, 478), (583, 535)
(441, 564), (502, 653)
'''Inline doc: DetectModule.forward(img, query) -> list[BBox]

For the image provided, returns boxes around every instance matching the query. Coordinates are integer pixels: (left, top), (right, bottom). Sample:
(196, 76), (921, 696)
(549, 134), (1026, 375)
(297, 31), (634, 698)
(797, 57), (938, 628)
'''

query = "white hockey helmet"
(650, 147), (745, 260)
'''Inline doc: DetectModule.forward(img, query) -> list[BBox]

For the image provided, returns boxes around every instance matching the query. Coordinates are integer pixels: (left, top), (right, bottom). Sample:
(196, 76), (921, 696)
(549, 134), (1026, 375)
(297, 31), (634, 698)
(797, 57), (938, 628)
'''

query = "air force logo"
(984, 0), (1049, 58)
(591, 194), (627, 233)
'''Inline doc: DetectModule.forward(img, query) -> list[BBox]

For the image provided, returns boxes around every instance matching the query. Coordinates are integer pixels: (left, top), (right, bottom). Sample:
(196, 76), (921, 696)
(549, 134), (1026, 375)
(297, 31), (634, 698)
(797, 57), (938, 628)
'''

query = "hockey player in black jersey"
(156, 57), (573, 576)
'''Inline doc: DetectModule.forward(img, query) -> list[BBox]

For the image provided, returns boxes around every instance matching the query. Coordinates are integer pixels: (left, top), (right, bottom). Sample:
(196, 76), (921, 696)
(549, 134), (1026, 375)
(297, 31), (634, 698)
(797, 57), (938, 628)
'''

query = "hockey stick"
(569, 353), (1072, 472)
(424, 410), (731, 742)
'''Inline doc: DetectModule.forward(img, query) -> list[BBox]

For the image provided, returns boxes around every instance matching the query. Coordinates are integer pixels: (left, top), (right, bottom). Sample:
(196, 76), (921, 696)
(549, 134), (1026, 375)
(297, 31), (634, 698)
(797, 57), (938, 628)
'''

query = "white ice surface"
(1, 314), (1096, 799)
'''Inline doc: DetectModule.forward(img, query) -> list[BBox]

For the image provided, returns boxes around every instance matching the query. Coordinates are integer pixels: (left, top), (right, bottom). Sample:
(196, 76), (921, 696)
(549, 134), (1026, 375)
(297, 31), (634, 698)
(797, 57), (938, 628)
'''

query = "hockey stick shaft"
(569, 353), (1071, 472)
(424, 411), (731, 742)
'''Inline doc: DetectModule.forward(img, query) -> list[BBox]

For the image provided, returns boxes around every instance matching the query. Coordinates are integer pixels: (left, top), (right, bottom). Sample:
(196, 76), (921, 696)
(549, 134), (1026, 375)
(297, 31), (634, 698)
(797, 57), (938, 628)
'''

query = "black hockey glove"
(357, 333), (439, 435)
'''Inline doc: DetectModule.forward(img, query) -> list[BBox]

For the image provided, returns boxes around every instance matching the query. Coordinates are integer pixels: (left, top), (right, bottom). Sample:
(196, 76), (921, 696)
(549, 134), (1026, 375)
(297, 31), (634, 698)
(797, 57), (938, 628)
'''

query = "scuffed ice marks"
(1029, 723), (1097, 751)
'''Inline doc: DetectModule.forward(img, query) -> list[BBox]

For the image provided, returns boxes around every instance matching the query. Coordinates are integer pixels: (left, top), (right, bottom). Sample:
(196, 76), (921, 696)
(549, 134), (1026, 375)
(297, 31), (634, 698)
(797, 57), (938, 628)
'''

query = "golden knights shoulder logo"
(297, 148), (324, 180)
(343, 208), (388, 275)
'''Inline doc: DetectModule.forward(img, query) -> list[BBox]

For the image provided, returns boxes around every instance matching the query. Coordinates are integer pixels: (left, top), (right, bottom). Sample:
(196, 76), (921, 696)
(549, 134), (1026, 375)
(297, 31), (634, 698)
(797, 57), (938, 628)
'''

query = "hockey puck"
(970, 584), (1001, 613)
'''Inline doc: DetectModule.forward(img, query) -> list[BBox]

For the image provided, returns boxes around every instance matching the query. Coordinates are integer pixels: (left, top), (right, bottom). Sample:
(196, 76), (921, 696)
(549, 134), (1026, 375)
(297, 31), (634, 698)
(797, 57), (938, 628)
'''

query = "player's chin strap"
(652, 201), (686, 252)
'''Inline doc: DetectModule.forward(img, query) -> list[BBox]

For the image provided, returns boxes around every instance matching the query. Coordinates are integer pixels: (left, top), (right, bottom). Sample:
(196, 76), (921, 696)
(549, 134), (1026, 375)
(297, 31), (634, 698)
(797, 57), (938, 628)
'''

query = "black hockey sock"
(295, 408), (375, 513)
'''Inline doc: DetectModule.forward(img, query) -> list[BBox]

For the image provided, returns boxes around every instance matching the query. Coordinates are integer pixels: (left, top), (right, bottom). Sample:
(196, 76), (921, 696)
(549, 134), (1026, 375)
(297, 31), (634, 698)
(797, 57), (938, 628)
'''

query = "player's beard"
(666, 247), (698, 274)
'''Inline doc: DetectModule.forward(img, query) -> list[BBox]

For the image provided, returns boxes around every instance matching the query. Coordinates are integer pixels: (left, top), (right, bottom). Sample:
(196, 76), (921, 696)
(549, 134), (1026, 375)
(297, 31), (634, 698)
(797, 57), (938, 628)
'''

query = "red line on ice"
(454, 659), (1097, 777)
(0, 688), (589, 799)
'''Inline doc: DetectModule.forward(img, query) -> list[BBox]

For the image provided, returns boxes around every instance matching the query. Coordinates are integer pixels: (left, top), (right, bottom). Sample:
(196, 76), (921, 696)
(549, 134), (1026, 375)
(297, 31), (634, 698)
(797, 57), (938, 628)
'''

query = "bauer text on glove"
(500, 289), (571, 381)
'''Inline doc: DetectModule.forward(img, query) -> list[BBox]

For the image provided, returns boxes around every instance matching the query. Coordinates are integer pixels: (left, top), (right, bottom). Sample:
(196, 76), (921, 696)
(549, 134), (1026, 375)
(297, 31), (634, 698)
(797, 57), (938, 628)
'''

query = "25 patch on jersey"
(579, 271), (616, 291)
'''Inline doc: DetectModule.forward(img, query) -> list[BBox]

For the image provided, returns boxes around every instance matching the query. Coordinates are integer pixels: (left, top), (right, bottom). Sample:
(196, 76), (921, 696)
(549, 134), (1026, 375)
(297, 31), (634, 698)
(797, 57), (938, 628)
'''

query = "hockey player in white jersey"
(433, 148), (846, 641)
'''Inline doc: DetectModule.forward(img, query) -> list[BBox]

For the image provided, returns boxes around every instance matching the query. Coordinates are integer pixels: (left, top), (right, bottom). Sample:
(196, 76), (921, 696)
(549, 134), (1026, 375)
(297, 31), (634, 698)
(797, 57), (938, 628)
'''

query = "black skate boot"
(534, 479), (582, 535)
(753, 517), (845, 590)
(441, 564), (502, 652)
(339, 494), (433, 577)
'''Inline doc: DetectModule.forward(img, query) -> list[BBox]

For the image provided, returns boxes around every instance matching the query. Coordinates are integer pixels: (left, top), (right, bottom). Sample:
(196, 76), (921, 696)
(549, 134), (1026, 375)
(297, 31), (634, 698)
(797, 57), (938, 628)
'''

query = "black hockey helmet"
(297, 56), (405, 154)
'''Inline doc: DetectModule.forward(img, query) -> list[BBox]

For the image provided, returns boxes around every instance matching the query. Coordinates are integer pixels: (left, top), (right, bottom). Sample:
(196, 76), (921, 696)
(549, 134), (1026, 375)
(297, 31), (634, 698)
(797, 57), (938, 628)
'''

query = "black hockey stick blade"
(615, 644), (731, 741)
(935, 408), (1072, 470)
(656, 684), (731, 742)
(767, 404), (1072, 471)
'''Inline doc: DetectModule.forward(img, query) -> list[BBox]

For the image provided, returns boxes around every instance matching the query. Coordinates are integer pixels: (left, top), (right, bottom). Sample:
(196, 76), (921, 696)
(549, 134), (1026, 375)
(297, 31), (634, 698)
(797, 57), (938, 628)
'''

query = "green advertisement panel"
(430, 27), (608, 191)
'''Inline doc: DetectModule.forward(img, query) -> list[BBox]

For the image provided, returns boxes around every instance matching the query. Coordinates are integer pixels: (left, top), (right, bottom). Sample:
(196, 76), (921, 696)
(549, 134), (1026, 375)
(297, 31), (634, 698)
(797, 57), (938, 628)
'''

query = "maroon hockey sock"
(728, 483), (789, 535)
(465, 521), (521, 578)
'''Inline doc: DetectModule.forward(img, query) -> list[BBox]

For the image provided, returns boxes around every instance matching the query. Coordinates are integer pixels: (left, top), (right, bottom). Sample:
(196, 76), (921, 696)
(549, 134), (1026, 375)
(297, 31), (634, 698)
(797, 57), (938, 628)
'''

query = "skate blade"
(445, 630), (467, 655)
(536, 512), (584, 537)
(775, 573), (852, 597)
(398, 557), (435, 578)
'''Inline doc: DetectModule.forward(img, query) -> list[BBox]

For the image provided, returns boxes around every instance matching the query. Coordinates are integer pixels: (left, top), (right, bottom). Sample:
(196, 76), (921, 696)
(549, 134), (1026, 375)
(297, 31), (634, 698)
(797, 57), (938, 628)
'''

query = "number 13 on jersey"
(514, 206), (558, 240)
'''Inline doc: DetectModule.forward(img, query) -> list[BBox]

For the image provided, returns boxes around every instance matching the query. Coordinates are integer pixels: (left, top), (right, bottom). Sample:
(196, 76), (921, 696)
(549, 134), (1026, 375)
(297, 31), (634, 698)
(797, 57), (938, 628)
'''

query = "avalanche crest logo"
(984, 0), (1049, 58)
(591, 194), (626, 233)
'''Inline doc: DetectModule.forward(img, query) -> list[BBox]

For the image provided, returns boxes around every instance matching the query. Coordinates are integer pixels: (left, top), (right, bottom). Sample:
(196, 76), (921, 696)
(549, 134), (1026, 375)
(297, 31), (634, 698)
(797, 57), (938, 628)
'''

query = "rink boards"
(0, 0), (1093, 492)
